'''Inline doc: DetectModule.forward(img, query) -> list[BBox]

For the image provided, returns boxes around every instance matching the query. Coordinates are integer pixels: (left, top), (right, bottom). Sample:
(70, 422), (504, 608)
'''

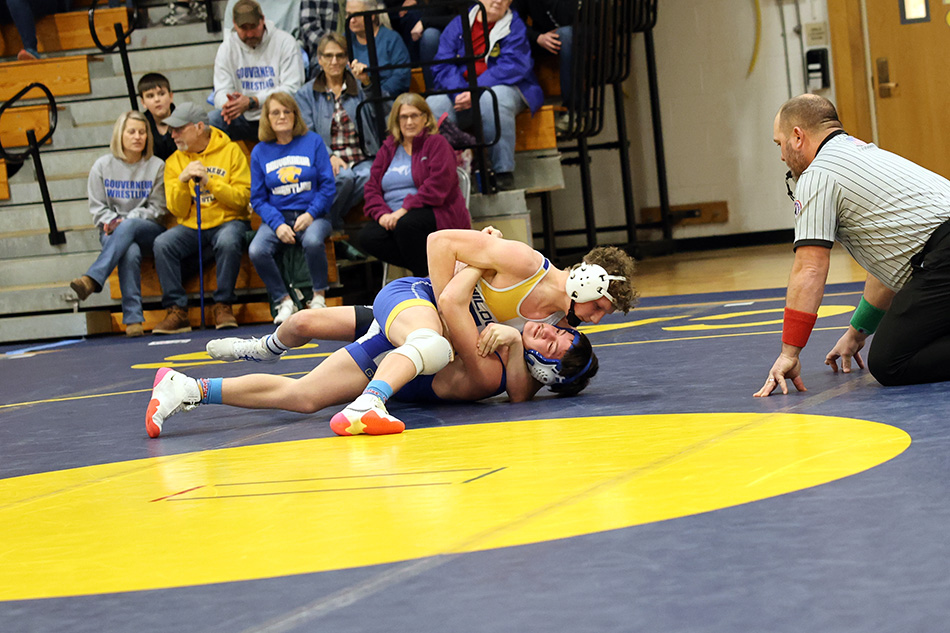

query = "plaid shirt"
(328, 92), (366, 166)
(299, 0), (342, 60)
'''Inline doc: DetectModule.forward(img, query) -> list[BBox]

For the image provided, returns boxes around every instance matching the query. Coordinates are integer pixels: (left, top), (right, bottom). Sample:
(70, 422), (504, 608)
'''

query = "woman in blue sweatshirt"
(249, 92), (336, 324)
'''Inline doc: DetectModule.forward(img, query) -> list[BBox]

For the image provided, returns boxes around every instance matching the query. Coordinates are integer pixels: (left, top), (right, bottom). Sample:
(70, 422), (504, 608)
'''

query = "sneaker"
(274, 297), (296, 324)
(495, 172), (516, 191)
(213, 303), (238, 329)
(158, 2), (202, 26)
(330, 396), (405, 436)
(17, 48), (39, 61)
(188, 0), (208, 20)
(145, 367), (201, 438)
(153, 306), (191, 334)
(206, 336), (280, 363)
(555, 112), (572, 135)
(126, 323), (145, 338)
(69, 275), (98, 301)
(308, 294), (326, 310)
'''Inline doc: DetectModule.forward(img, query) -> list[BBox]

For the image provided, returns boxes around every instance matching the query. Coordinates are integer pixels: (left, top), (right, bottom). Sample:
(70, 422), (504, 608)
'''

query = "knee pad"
(392, 328), (454, 375)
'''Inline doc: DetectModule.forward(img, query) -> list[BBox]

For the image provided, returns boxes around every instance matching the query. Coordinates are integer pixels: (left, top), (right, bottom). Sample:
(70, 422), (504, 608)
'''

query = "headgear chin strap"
(566, 264), (626, 304)
(523, 325), (592, 385)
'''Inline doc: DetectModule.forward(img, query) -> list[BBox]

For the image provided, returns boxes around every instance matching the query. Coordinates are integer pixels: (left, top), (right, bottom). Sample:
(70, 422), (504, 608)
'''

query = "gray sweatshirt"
(87, 154), (167, 228)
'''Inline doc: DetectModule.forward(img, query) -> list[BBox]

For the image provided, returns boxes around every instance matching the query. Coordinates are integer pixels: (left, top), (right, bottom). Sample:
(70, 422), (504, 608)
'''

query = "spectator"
(299, 0), (341, 78)
(249, 92), (336, 324)
(1, 0), (71, 60)
(359, 93), (470, 276)
(137, 72), (177, 161)
(345, 0), (411, 99)
(513, 0), (575, 133)
(294, 32), (380, 228)
(403, 0), (458, 90)
(210, 0), (306, 141)
(426, 0), (542, 190)
(223, 0), (299, 35)
(69, 111), (166, 338)
(152, 103), (252, 334)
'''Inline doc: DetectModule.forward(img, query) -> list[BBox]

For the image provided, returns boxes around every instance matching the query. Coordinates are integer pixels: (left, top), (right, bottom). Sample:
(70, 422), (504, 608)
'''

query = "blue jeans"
(84, 218), (164, 324)
(426, 85), (525, 173)
(556, 26), (574, 107)
(419, 27), (443, 93)
(330, 159), (372, 228)
(208, 110), (259, 142)
(153, 220), (249, 308)
(248, 212), (333, 303)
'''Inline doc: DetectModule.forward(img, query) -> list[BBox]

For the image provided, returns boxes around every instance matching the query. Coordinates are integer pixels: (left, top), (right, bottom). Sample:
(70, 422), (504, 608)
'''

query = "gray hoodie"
(87, 154), (167, 228)
(212, 19), (306, 122)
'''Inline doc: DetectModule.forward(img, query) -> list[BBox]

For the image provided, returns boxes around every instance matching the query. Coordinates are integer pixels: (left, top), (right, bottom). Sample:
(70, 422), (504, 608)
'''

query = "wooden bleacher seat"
(515, 105), (556, 151)
(0, 160), (8, 201)
(0, 56), (90, 101)
(0, 8), (128, 57)
(0, 105), (53, 149)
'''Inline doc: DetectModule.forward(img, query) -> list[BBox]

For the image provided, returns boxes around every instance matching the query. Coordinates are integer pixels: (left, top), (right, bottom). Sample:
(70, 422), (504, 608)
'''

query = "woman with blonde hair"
(70, 110), (167, 337)
(358, 91), (471, 276)
(248, 91), (336, 323)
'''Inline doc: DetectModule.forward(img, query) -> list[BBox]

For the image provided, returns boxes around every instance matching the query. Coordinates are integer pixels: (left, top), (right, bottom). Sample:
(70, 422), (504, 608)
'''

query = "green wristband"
(849, 296), (886, 335)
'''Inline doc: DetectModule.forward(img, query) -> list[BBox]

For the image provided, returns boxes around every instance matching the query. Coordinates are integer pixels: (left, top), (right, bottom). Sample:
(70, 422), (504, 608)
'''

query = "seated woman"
(144, 264), (597, 438)
(358, 92), (471, 276)
(424, 0), (543, 190)
(346, 0), (412, 98)
(70, 111), (167, 338)
(248, 92), (336, 324)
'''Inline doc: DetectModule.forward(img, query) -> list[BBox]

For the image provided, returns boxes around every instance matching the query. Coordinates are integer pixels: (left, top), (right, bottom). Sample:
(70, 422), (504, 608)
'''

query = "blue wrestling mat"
(2, 281), (949, 633)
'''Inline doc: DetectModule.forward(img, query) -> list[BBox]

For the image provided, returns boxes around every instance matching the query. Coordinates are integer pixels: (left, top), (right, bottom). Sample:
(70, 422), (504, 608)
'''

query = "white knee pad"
(392, 328), (454, 375)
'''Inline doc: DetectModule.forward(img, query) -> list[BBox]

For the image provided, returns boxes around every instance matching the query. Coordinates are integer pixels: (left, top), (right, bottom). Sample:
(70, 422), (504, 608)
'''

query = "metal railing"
(88, 0), (139, 111)
(347, 1), (504, 192)
(549, 0), (671, 259)
(0, 83), (65, 246)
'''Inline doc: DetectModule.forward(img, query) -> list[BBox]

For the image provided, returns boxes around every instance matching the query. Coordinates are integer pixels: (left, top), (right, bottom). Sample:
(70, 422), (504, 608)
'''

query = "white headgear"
(565, 264), (626, 304)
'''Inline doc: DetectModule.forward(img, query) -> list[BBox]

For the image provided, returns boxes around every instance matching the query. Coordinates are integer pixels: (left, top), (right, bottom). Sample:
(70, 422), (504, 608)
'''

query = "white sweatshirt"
(212, 20), (305, 122)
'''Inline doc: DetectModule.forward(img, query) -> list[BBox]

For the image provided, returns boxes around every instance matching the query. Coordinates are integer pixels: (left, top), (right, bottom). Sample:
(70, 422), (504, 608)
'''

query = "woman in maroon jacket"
(358, 92), (471, 276)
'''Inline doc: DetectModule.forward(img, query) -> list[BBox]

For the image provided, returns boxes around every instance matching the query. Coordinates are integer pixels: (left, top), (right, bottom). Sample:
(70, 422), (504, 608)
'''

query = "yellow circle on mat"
(0, 413), (909, 600)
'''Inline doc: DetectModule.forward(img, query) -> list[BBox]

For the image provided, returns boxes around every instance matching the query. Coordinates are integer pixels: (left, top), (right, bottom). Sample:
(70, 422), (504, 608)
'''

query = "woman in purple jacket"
(358, 92), (471, 276)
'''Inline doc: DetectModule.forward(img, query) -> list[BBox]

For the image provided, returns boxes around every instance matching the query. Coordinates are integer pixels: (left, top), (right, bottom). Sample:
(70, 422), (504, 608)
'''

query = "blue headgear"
(523, 325), (593, 385)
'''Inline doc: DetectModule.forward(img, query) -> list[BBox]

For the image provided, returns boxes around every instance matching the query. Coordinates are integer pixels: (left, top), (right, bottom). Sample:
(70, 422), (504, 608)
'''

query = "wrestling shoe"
(145, 368), (201, 438)
(206, 336), (281, 363)
(330, 397), (405, 436)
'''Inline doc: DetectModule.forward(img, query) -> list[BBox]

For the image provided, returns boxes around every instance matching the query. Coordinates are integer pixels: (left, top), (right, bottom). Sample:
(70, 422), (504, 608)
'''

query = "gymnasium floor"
(2, 245), (947, 633)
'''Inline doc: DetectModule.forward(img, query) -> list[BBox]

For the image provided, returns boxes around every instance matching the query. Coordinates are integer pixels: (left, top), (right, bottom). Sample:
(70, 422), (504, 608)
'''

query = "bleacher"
(0, 0), (565, 343)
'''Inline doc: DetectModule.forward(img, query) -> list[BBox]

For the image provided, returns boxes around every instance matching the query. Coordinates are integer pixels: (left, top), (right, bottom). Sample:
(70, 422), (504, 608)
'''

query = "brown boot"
(69, 275), (99, 301)
(125, 323), (145, 338)
(213, 303), (238, 329)
(153, 306), (192, 334)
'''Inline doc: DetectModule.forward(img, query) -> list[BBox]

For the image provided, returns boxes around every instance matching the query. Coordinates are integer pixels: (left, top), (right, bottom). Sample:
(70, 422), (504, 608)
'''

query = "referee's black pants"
(868, 219), (950, 386)
(358, 206), (438, 277)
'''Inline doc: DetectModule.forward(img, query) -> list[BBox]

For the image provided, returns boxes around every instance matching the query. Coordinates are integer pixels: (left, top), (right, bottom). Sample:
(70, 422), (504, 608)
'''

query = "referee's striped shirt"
(792, 134), (950, 291)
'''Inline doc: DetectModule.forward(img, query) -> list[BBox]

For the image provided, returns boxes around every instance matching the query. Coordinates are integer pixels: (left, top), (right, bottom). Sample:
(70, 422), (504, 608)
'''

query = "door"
(864, 0), (950, 177)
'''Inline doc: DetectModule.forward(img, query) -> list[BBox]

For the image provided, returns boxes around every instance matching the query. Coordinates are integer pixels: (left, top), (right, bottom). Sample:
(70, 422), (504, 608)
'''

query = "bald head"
(776, 94), (843, 136)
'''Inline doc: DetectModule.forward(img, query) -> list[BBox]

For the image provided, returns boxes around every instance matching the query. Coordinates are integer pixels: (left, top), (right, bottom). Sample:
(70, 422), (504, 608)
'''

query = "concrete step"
(0, 227), (100, 259)
(469, 189), (529, 219)
(0, 280), (117, 316)
(2, 178), (86, 206)
(103, 42), (220, 78)
(0, 199), (91, 233)
(128, 20), (223, 50)
(0, 310), (114, 344)
(12, 147), (102, 180)
(64, 88), (211, 126)
(513, 151), (565, 193)
(0, 252), (98, 288)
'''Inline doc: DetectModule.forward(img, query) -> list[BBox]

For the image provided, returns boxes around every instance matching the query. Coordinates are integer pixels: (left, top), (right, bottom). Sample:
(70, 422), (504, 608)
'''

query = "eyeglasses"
(784, 170), (795, 202)
(399, 112), (425, 122)
(320, 52), (347, 61)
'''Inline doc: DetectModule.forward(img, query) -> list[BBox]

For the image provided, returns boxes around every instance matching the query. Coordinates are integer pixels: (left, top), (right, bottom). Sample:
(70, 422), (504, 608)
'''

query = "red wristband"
(782, 307), (817, 348)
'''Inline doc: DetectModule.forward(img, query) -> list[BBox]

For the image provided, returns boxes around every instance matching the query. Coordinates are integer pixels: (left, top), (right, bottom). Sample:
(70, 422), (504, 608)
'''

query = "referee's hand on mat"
(754, 351), (807, 397)
(825, 328), (867, 374)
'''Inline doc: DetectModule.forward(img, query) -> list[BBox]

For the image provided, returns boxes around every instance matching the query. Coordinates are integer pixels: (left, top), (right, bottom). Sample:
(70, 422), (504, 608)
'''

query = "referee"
(756, 93), (950, 396)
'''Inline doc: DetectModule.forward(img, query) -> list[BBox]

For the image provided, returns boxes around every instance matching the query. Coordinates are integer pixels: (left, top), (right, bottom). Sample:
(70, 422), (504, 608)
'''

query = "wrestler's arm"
(476, 324), (542, 402)
(438, 266), (506, 395)
(427, 230), (544, 306)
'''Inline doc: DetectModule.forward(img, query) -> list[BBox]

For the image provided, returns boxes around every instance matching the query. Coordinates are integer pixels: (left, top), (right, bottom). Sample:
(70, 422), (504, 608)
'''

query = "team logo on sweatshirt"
(277, 165), (302, 184)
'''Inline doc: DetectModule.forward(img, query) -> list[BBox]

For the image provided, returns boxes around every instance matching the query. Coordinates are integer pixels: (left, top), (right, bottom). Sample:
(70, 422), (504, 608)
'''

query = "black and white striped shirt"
(792, 134), (950, 291)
